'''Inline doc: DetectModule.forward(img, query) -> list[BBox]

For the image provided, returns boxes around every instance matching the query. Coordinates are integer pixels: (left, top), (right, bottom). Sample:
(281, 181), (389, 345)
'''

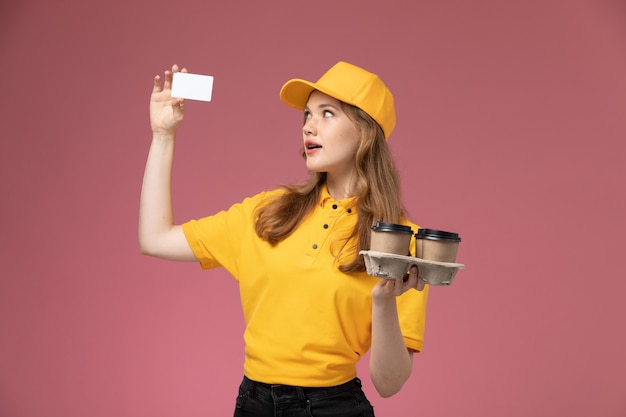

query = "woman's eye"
(303, 111), (311, 121)
(323, 110), (333, 118)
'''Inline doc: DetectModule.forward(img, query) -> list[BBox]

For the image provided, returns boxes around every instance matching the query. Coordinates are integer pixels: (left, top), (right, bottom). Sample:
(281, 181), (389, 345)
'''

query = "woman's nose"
(303, 117), (317, 136)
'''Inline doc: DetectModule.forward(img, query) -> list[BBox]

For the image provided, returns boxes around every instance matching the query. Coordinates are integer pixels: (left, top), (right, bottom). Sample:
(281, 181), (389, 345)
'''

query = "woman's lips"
(305, 147), (321, 155)
(304, 140), (322, 155)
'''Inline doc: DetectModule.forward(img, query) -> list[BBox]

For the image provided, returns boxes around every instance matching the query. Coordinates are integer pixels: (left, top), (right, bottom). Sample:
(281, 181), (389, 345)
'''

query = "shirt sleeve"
(397, 286), (429, 352)
(181, 191), (276, 274)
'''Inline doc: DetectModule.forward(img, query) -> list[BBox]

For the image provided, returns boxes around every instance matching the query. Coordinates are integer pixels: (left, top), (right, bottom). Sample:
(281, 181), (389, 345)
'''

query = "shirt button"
(312, 244), (318, 249)
(323, 224), (329, 229)
(332, 204), (338, 209)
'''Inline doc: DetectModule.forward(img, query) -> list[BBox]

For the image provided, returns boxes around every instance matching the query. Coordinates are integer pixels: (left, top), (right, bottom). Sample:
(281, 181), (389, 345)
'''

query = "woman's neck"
(326, 173), (356, 201)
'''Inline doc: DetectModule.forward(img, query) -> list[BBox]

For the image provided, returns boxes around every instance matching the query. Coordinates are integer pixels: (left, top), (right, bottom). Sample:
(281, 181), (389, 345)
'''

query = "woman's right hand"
(150, 64), (187, 134)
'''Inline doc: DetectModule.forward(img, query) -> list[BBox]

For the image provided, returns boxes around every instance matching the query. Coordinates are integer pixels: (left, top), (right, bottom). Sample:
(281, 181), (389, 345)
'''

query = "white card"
(171, 72), (214, 102)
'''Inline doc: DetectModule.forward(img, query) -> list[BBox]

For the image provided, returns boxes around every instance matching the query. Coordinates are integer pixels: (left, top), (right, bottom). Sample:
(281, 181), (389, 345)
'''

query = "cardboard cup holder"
(360, 250), (465, 286)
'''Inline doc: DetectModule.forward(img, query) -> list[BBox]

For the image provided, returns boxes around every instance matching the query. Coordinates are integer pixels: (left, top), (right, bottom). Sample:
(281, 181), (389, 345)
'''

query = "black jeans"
(234, 376), (375, 417)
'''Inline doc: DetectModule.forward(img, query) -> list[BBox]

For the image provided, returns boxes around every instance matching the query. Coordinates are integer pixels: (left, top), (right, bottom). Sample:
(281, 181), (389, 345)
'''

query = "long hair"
(255, 101), (405, 273)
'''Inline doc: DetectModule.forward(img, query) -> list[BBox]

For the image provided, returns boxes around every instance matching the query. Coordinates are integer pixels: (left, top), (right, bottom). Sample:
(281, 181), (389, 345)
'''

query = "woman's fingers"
(153, 75), (162, 93)
(381, 278), (404, 297)
(398, 266), (422, 294)
(172, 98), (185, 113)
(162, 65), (180, 90)
(160, 65), (188, 97)
(152, 65), (187, 103)
(409, 265), (426, 292)
(374, 268), (424, 297)
(163, 70), (173, 91)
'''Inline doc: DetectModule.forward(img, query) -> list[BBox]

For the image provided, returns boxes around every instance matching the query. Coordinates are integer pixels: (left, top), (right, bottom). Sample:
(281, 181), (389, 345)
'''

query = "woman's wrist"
(371, 293), (399, 323)
(152, 130), (176, 141)
(371, 292), (397, 308)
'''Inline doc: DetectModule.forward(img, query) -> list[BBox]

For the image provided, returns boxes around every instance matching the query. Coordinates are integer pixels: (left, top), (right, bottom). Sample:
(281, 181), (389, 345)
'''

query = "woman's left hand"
(372, 265), (425, 298)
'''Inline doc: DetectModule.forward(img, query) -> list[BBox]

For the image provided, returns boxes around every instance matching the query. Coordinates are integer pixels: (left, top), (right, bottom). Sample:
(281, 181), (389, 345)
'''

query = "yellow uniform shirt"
(182, 186), (428, 387)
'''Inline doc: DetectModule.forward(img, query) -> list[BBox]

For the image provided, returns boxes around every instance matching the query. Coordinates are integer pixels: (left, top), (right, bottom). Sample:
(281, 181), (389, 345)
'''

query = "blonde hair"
(255, 102), (405, 273)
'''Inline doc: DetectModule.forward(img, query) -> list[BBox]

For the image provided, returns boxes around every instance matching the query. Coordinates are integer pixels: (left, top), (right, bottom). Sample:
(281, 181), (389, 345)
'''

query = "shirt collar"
(320, 184), (357, 213)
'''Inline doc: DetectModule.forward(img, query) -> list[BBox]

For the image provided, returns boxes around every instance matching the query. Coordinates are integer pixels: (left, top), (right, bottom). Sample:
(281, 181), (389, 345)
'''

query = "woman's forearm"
(138, 133), (194, 261)
(369, 296), (413, 397)
(139, 133), (175, 251)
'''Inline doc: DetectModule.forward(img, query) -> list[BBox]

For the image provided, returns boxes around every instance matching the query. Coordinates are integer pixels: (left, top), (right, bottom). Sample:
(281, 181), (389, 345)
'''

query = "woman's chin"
(305, 162), (323, 173)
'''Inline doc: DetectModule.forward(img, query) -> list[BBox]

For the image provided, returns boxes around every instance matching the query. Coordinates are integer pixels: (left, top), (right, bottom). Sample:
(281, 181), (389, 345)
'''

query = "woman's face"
(302, 90), (361, 178)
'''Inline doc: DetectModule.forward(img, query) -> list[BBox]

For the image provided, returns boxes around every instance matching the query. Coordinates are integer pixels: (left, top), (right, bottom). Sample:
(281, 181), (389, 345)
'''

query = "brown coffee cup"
(414, 228), (461, 263)
(370, 221), (414, 255)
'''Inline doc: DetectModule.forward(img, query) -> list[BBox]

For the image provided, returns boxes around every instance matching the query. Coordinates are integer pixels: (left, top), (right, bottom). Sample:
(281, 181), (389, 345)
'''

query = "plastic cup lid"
(371, 221), (414, 234)
(415, 228), (461, 242)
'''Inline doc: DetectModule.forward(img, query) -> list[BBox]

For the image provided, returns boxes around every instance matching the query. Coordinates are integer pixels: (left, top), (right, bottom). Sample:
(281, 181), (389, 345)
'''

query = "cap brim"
(279, 79), (317, 110)
(280, 78), (353, 111)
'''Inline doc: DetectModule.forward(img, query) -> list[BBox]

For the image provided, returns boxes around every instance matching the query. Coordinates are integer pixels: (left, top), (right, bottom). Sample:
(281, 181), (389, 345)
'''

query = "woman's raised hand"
(150, 64), (187, 135)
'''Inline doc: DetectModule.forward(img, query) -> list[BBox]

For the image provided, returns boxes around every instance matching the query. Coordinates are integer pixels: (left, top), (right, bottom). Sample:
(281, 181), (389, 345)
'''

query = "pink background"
(1, 0), (625, 416)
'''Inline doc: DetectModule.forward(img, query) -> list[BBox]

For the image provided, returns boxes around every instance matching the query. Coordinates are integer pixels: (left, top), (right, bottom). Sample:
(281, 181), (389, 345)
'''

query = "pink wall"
(1, 0), (625, 416)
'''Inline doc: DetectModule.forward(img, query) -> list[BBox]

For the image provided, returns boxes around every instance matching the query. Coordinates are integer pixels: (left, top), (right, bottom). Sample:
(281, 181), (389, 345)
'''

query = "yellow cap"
(280, 61), (396, 139)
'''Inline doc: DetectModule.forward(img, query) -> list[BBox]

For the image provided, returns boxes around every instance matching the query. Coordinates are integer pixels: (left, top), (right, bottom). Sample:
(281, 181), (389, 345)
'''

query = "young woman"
(139, 61), (428, 416)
